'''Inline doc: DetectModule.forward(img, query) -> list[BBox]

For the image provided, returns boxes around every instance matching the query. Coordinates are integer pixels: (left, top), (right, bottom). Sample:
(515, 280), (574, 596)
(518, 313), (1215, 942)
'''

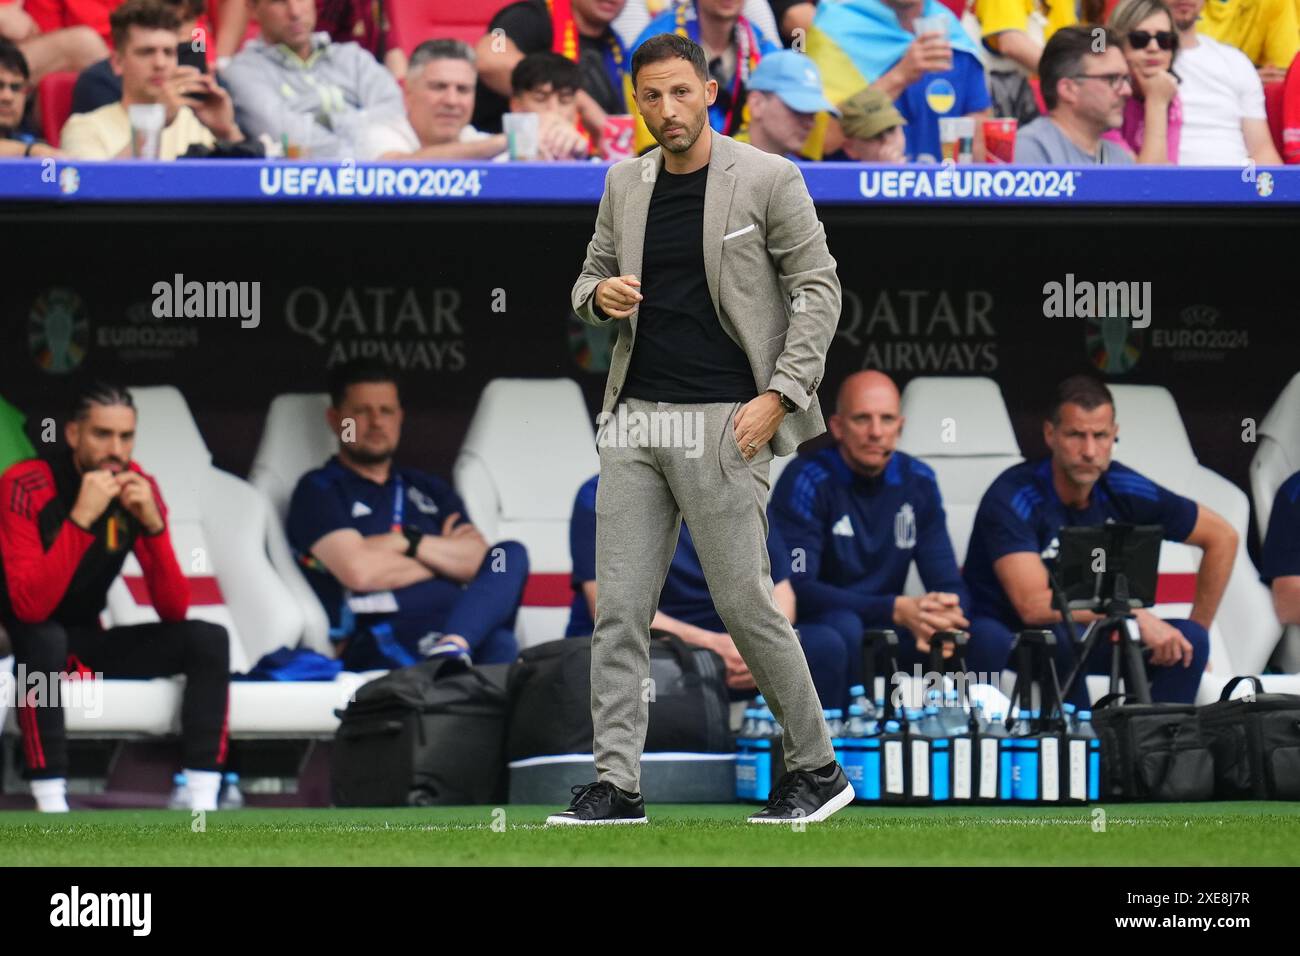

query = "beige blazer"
(570, 132), (842, 457)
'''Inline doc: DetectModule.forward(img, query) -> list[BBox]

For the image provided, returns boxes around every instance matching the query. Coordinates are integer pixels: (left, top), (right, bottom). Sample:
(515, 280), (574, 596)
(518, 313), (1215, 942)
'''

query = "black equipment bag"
(1198, 676), (1300, 800)
(331, 657), (509, 806)
(506, 633), (731, 760)
(1090, 693), (1215, 801)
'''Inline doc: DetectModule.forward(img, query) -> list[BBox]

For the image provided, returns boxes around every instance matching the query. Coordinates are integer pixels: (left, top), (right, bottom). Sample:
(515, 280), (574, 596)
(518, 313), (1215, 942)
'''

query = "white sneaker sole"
(747, 780), (856, 825)
(544, 814), (648, 826)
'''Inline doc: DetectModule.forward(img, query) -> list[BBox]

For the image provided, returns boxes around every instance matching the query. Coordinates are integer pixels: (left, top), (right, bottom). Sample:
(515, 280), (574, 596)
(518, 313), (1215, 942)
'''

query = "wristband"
(402, 525), (423, 558)
(771, 389), (797, 413)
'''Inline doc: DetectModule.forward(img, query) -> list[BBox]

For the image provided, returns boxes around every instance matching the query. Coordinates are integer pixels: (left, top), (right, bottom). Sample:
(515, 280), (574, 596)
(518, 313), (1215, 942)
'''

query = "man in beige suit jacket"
(548, 33), (852, 827)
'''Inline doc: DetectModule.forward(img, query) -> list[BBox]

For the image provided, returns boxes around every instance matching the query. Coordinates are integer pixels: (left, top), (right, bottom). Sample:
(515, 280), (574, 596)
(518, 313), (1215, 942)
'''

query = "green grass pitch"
(2, 802), (1298, 865)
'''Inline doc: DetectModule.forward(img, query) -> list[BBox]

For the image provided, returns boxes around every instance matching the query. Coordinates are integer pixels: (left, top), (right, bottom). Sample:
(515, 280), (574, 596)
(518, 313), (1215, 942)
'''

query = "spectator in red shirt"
(0, 0), (108, 82)
(0, 383), (231, 813)
(22, 0), (120, 46)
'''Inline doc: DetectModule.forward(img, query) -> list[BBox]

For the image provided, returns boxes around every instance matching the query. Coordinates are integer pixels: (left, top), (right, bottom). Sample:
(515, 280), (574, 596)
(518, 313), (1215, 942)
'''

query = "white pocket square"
(722, 223), (756, 241)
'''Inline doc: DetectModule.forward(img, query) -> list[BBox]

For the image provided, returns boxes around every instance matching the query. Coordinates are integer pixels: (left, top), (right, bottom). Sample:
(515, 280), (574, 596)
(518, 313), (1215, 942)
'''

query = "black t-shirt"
(620, 165), (757, 405)
(71, 58), (121, 116)
(472, 0), (626, 134)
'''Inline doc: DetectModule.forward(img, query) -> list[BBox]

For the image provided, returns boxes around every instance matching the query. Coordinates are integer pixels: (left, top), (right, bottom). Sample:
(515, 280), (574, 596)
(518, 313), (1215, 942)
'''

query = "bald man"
(771, 371), (977, 708)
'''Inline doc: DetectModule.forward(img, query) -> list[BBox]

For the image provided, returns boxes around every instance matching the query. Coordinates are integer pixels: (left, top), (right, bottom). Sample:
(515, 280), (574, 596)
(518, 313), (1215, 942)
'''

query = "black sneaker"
(545, 781), (647, 826)
(748, 765), (855, 824)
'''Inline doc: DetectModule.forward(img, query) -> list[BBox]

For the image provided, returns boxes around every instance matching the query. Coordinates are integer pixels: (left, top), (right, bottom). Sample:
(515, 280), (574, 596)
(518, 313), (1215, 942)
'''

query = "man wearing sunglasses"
(1015, 25), (1136, 165)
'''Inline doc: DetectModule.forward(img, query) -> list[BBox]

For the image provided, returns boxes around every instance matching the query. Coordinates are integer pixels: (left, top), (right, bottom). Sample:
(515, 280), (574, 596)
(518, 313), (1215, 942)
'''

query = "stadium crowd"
(1, 0), (1296, 163)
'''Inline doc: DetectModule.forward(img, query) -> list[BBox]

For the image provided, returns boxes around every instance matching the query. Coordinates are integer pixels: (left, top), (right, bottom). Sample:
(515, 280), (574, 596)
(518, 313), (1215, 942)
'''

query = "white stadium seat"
(452, 378), (599, 648)
(1106, 384), (1300, 701)
(896, 376), (1024, 568)
(893, 377), (1024, 697)
(97, 386), (365, 739)
(1249, 371), (1300, 539)
(1249, 371), (1300, 672)
(248, 393), (337, 655)
(768, 453), (796, 504)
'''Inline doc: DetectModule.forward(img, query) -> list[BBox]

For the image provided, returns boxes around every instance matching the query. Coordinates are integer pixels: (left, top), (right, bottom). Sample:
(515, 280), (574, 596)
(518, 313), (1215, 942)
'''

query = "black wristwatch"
(771, 389), (797, 414)
(402, 525), (423, 558)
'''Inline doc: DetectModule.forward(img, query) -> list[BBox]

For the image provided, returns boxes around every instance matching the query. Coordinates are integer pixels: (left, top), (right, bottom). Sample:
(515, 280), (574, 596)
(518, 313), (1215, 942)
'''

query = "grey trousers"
(591, 397), (834, 793)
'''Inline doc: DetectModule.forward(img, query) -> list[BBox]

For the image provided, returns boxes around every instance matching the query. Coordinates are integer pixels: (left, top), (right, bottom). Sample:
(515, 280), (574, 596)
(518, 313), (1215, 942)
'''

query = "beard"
(76, 450), (127, 473)
(341, 444), (394, 467)
(653, 108), (708, 154)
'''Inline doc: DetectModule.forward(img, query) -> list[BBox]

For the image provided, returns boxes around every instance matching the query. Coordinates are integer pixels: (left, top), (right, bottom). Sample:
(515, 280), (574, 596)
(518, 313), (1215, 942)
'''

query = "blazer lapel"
(621, 148), (664, 335)
(702, 133), (736, 323)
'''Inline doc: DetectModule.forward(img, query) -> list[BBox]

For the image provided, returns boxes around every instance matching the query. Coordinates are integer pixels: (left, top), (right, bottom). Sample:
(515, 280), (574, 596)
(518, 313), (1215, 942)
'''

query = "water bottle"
(881, 719), (905, 801)
(982, 713), (1012, 802)
(826, 708), (846, 736)
(942, 688), (969, 736)
(219, 772), (244, 810)
(1061, 702), (1077, 734)
(744, 709), (779, 802)
(849, 684), (869, 715)
(1038, 706), (1064, 803)
(167, 772), (189, 810)
(1010, 709), (1042, 802)
(1077, 710), (1101, 802)
(841, 705), (867, 799)
(856, 707), (882, 801)
(736, 710), (760, 801)
(951, 698), (977, 800)
(825, 708), (846, 767)
(921, 705), (951, 801)
(903, 708), (932, 801)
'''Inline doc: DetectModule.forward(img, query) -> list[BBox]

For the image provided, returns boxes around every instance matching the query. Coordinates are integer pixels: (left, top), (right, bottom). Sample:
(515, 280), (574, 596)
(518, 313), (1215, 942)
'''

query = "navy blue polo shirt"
(565, 474), (792, 637)
(771, 446), (968, 626)
(964, 456), (1200, 629)
(1261, 470), (1300, 584)
(286, 456), (467, 633)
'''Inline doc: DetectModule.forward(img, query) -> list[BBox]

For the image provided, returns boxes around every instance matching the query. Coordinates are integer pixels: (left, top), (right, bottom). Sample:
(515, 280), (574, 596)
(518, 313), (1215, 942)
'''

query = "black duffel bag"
(331, 657), (509, 806)
(1091, 693), (1215, 801)
(1198, 676), (1300, 800)
(506, 632), (731, 760)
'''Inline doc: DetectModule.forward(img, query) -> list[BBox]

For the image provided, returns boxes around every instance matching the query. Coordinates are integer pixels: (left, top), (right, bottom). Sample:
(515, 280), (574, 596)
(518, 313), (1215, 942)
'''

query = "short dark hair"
(72, 381), (136, 422)
(110, 0), (182, 52)
(328, 360), (401, 408)
(170, 0), (207, 19)
(0, 38), (30, 81)
(630, 32), (709, 91)
(1039, 25), (1121, 110)
(510, 51), (582, 97)
(409, 37), (476, 74)
(1049, 374), (1115, 424)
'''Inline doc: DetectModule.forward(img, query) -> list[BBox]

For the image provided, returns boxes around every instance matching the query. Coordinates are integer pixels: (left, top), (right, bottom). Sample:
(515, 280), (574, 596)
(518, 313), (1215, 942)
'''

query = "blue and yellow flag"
(806, 0), (981, 108)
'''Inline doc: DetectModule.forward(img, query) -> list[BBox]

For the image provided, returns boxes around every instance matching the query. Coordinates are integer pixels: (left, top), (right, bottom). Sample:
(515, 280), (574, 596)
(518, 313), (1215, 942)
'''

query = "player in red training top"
(0, 382), (230, 813)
